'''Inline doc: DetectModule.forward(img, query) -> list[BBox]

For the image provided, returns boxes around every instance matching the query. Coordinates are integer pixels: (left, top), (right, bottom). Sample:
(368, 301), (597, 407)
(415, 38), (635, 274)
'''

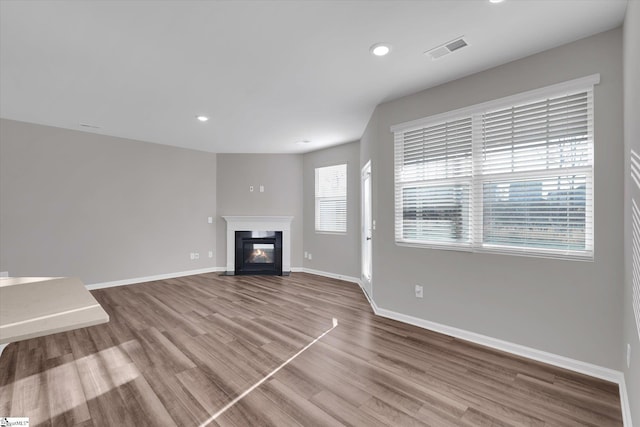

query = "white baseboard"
(370, 304), (633, 426)
(372, 304), (621, 383)
(299, 270), (632, 426)
(85, 267), (225, 290)
(619, 375), (634, 427)
(300, 268), (360, 285)
(83, 267), (632, 426)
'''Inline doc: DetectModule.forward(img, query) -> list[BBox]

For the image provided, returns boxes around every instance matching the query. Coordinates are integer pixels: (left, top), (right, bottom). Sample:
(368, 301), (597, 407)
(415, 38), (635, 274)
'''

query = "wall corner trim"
(619, 375), (634, 427)
(85, 267), (226, 290)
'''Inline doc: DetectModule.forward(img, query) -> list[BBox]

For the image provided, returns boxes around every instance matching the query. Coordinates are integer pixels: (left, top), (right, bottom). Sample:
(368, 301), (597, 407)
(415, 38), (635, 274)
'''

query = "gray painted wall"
(302, 141), (360, 278)
(365, 28), (624, 369)
(215, 154), (303, 269)
(623, 1), (640, 422)
(0, 119), (217, 284)
(0, 23), (633, 416)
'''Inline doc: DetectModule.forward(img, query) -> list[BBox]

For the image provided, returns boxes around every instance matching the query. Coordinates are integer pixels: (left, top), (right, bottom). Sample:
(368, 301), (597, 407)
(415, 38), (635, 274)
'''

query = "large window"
(392, 75), (597, 260)
(315, 164), (347, 233)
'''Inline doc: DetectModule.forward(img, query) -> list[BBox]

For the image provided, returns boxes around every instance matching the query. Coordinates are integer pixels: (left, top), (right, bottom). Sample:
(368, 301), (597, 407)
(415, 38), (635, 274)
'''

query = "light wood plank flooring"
(0, 273), (623, 426)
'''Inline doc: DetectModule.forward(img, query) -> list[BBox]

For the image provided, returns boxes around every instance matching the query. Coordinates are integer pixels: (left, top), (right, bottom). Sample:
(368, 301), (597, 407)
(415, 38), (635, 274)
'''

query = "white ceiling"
(0, 0), (627, 154)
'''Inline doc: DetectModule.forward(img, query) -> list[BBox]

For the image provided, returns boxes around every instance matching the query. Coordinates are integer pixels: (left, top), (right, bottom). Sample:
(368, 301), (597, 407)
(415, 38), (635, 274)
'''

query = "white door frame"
(361, 160), (372, 297)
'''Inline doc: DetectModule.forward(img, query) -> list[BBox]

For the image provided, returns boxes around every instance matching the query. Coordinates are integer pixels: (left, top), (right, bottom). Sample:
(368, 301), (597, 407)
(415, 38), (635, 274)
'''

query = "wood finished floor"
(0, 273), (623, 426)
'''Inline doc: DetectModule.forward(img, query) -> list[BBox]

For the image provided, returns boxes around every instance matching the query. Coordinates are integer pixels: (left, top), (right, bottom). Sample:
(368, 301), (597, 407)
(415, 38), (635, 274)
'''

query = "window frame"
(391, 74), (599, 261)
(315, 163), (348, 234)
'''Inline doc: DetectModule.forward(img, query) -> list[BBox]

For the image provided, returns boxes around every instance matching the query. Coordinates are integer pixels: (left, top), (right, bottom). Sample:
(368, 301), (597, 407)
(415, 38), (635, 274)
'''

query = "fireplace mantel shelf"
(223, 216), (293, 274)
(223, 215), (293, 222)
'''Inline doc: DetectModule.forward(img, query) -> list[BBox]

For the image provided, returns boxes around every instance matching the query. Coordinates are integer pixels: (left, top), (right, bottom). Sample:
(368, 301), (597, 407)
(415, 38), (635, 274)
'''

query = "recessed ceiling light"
(489, 0), (505, 3)
(370, 43), (391, 57)
(196, 115), (209, 122)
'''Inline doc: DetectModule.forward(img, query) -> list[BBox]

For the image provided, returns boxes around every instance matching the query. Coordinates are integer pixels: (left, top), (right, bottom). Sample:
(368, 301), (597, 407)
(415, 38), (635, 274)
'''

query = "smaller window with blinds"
(315, 164), (347, 233)
(632, 149), (640, 341)
(391, 74), (598, 260)
(632, 197), (640, 341)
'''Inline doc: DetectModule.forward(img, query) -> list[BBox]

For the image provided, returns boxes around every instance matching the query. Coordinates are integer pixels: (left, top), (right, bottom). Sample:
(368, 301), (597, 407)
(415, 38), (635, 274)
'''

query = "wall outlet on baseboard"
(208, 251), (213, 258)
(308, 253), (312, 260)
(304, 251), (308, 259)
(627, 343), (631, 368)
(415, 284), (423, 298)
(190, 253), (195, 260)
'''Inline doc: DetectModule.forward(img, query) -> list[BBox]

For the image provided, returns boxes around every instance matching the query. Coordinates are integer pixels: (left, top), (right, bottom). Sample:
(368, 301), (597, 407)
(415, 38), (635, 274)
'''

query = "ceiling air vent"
(425, 36), (468, 60)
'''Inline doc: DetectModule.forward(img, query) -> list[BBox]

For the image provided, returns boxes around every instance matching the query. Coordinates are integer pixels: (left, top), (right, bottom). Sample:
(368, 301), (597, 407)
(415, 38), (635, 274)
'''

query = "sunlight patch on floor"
(1, 342), (139, 424)
(199, 317), (339, 427)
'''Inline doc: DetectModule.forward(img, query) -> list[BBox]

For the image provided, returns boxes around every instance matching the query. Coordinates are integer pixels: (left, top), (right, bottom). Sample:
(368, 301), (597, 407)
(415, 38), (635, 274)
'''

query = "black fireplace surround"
(235, 231), (283, 275)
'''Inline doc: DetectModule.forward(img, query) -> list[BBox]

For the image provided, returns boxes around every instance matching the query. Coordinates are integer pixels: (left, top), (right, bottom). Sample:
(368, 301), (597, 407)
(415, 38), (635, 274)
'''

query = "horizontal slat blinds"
(482, 175), (589, 251)
(632, 197), (640, 340)
(315, 164), (347, 233)
(393, 77), (595, 259)
(395, 118), (472, 245)
(401, 118), (473, 180)
(480, 90), (593, 256)
(632, 149), (640, 340)
(482, 92), (592, 174)
(402, 185), (470, 244)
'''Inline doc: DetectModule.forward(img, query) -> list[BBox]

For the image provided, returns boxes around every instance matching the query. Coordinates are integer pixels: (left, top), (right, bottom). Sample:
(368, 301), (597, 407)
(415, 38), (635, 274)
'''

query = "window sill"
(395, 240), (593, 262)
(315, 231), (347, 236)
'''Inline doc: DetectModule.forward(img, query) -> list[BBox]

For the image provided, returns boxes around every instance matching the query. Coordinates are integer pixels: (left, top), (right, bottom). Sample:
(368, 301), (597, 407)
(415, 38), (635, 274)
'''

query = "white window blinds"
(392, 75), (597, 260)
(631, 149), (640, 340)
(480, 91), (593, 254)
(395, 118), (472, 245)
(315, 164), (347, 233)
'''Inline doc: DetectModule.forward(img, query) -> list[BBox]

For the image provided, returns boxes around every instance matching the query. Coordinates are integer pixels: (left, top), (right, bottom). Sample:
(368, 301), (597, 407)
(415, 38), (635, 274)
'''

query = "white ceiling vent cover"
(425, 37), (468, 60)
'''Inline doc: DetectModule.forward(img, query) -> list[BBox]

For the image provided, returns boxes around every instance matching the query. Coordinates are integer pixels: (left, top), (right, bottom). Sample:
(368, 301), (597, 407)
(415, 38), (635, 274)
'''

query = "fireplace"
(223, 216), (293, 275)
(235, 231), (283, 275)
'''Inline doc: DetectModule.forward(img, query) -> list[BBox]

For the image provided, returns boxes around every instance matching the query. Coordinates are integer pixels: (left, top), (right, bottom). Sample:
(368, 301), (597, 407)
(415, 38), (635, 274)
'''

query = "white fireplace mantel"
(223, 216), (294, 274)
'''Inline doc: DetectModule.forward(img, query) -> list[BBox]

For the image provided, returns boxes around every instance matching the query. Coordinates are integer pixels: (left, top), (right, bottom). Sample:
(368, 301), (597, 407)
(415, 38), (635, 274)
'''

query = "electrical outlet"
(208, 251), (213, 258)
(308, 253), (312, 260)
(415, 285), (423, 298)
(208, 216), (213, 224)
(259, 185), (264, 192)
(304, 251), (308, 259)
(627, 343), (631, 368)
(249, 185), (254, 192)
(194, 252), (200, 260)
(190, 253), (195, 260)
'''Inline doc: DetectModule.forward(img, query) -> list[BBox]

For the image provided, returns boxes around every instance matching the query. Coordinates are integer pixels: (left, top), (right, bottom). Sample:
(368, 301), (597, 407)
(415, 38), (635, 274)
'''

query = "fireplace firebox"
(235, 231), (283, 275)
